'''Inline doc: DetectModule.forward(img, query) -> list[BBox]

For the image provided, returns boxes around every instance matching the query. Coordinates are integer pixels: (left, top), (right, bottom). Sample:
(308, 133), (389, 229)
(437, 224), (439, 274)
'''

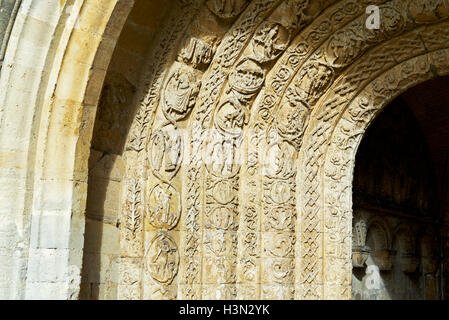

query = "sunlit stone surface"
(0, 0), (448, 300)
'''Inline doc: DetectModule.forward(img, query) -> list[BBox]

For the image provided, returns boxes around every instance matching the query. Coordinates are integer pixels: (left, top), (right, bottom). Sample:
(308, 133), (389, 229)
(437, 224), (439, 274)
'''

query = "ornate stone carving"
(408, 0), (449, 23)
(261, 285), (295, 300)
(204, 230), (238, 256)
(148, 124), (183, 180)
(326, 28), (362, 68)
(228, 59), (265, 95)
(266, 259), (295, 284)
(264, 233), (296, 258)
(146, 183), (181, 230)
(297, 16), (449, 299)
(275, 98), (309, 149)
(185, 0), (280, 298)
(269, 181), (292, 204)
(206, 0), (249, 19)
(204, 130), (241, 177)
(119, 258), (142, 300)
(124, 179), (143, 238)
(264, 206), (296, 232)
(318, 45), (446, 298)
(294, 61), (335, 105)
(212, 180), (236, 205)
(206, 206), (237, 230)
(352, 218), (369, 268)
(179, 39), (214, 68)
(126, 4), (197, 153)
(251, 22), (292, 63)
(162, 66), (201, 122)
(146, 232), (180, 285)
(325, 5), (405, 68)
(121, 3), (202, 300)
(214, 98), (247, 136)
(116, 0), (449, 301)
(265, 132), (297, 177)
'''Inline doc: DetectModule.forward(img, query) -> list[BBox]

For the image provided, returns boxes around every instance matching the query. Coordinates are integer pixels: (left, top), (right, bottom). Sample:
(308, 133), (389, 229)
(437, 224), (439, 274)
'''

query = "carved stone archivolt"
(118, 0), (449, 300)
(316, 46), (449, 298)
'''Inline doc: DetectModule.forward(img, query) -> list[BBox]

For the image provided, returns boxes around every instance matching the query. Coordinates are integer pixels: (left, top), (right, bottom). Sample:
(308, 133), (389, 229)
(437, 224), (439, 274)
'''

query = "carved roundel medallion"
(213, 180), (235, 205)
(408, 0), (447, 23)
(214, 98), (246, 137)
(148, 123), (183, 180)
(146, 232), (179, 285)
(207, 206), (236, 230)
(146, 183), (181, 230)
(265, 138), (297, 178)
(276, 99), (309, 143)
(228, 59), (265, 95)
(251, 22), (291, 63)
(380, 6), (406, 37)
(326, 28), (361, 68)
(162, 66), (200, 122)
(206, 0), (249, 19)
(270, 181), (292, 204)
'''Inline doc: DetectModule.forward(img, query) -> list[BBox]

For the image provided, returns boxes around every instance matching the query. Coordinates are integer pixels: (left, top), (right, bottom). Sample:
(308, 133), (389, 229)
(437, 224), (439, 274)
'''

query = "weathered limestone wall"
(0, 0), (71, 299)
(0, 0), (134, 299)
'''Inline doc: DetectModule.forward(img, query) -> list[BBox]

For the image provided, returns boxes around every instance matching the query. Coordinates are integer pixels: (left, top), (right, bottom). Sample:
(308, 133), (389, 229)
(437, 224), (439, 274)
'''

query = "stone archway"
(351, 86), (445, 300)
(115, 0), (449, 300)
(314, 49), (449, 299)
(3, 0), (448, 300)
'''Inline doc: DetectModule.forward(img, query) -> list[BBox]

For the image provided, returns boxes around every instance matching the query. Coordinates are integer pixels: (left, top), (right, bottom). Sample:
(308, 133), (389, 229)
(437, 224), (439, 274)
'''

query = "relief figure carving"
(149, 124), (183, 179)
(229, 59), (266, 95)
(251, 22), (291, 63)
(265, 130), (297, 178)
(179, 37), (216, 68)
(215, 98), (247, 137)
(162, 66), (200, 122)
(147, 232), (180, 285)
(204, 130), (241, 178)
(146, 183), (181, 230)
